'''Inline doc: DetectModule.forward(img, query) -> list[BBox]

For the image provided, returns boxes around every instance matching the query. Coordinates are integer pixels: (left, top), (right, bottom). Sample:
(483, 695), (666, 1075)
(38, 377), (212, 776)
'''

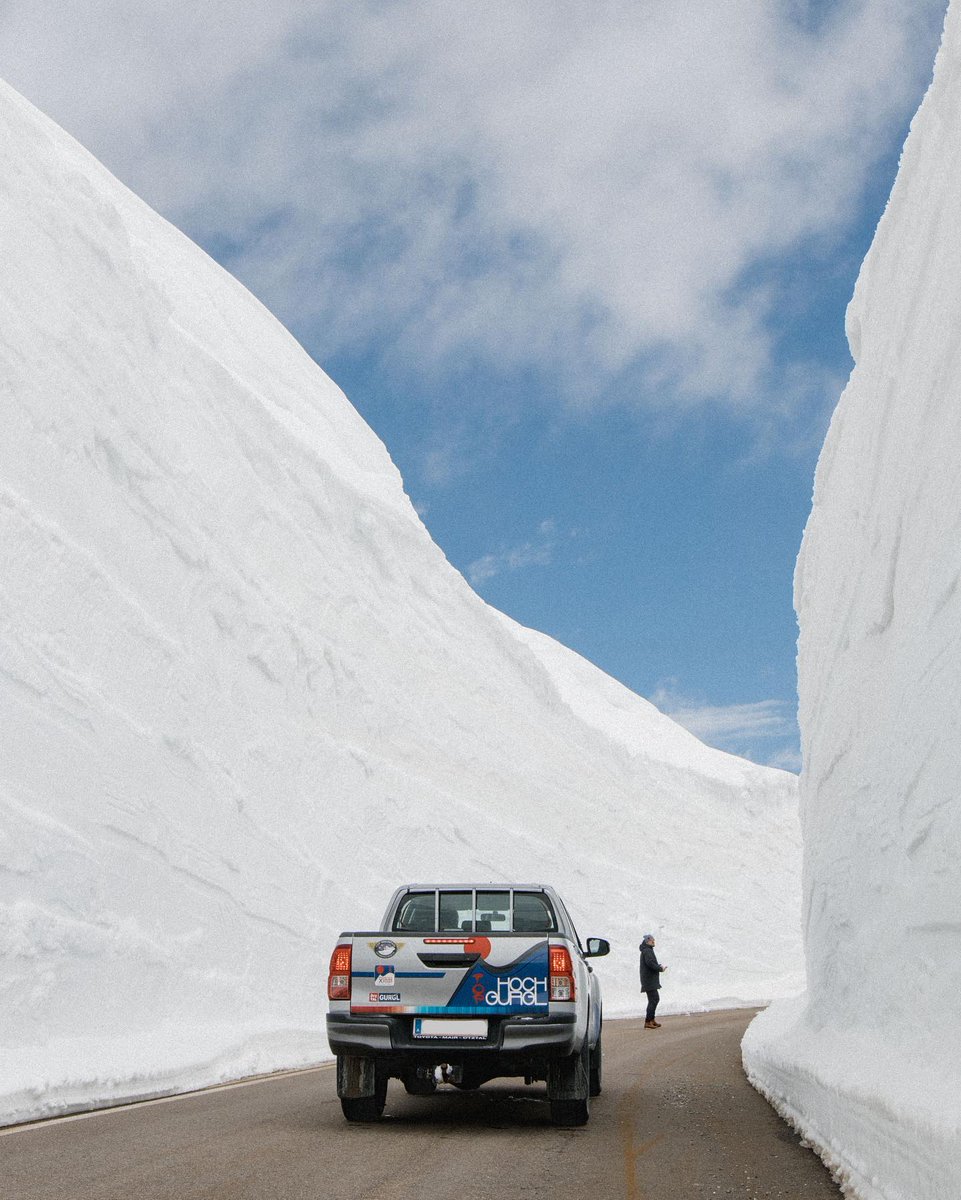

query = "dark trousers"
(644, 989), (660, 1022)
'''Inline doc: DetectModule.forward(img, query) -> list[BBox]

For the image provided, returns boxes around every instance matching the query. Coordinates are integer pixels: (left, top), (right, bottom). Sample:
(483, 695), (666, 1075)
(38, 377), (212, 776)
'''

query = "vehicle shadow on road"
(332, 1083), (577, 1132)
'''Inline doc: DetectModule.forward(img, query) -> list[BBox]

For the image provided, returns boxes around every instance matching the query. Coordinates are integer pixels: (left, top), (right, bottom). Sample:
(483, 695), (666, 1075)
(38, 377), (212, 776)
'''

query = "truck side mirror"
(585, 937), (610, 958)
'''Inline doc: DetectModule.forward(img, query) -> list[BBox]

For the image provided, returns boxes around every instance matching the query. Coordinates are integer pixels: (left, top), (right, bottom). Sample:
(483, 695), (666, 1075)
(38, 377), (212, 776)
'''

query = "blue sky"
(0, 0), (948, 769)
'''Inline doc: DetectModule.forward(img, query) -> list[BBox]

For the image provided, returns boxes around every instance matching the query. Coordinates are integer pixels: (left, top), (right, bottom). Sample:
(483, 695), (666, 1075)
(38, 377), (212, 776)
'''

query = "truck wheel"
(340, 1072), (388, 1122)
(589, 1033), (602, 1097)
(550, 1097), (590, 1126)
(340, 1092), (384, 1122)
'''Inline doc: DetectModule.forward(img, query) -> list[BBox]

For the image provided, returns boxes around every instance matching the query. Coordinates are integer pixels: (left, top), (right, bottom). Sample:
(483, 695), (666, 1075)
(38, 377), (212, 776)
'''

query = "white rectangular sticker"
(413, 1017), (488, 1040)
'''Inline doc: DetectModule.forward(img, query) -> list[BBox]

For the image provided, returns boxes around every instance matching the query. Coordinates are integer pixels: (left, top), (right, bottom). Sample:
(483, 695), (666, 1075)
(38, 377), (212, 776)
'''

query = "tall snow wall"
(743, 5), (961, 1197)
(0, 77), (801, 1126)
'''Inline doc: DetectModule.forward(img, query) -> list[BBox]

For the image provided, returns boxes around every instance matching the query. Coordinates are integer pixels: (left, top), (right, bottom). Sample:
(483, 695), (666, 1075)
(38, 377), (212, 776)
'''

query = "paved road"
(2, 1010), (839, 1199)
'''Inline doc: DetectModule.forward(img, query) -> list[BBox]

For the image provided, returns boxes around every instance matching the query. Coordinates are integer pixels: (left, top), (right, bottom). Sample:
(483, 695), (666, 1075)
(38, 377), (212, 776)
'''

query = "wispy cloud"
(651, 681), (800, 771)
(0, 0), (944, 425)
(467, 519), (558, 586)
(765, 746), (803, 774)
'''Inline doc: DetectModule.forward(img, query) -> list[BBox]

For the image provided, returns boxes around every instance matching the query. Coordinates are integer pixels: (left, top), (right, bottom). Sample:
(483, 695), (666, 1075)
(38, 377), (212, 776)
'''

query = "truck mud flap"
(547, 1039), (590, 1100)
(337, 1054), (378, 1099)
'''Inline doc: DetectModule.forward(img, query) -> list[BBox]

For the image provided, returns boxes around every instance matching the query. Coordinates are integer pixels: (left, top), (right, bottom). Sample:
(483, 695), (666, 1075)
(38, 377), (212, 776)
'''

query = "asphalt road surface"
(2, 1009), (840, 1200)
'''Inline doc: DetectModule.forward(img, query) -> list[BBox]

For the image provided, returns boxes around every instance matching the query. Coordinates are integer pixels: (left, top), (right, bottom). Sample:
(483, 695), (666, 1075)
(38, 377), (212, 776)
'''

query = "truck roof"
(392, 883), (553, 891)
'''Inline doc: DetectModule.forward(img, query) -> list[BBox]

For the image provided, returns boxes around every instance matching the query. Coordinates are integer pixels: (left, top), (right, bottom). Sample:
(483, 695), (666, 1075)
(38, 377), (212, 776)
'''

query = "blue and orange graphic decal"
(445, 942), (549, 1014)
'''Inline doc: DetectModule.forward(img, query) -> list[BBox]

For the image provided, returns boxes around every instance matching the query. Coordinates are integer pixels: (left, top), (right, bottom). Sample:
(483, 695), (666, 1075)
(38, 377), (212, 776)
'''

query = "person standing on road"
(639, 933), (667, 1028)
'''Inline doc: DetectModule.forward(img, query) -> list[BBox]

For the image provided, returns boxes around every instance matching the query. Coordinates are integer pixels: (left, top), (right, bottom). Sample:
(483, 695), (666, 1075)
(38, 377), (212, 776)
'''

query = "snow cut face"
(795, 0), (961, 1043)
(745, 5), (961, 1198)
(0, 74), (801, 1125)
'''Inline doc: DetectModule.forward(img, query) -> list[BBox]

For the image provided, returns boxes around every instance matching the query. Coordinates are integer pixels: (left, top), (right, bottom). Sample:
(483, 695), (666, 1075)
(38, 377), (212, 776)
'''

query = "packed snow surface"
(0, 77), (801, 1127)
(743, 5), (961, 1197)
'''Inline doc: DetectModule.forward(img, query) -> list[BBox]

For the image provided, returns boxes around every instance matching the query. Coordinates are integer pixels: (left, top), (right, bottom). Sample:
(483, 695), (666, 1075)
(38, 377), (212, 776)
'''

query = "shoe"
(644, 1020), (656, 1028)
(651, 1020), (662, 1027)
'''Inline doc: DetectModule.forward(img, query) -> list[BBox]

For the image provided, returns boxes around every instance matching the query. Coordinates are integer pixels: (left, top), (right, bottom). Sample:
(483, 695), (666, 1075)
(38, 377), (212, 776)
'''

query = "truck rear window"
(391, 889), (556, 933)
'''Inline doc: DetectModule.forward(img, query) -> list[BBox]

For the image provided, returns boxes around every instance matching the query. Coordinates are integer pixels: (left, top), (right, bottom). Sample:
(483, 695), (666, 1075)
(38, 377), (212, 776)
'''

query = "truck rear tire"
(340, 1089), (386, 1122)
(550, 1097), (590, 1126)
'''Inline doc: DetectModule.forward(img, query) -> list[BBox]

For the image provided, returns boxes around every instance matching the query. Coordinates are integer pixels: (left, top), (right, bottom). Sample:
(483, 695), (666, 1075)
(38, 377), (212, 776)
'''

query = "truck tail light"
(328, 943), (352, 1000)
(549, 945), (576, 1002)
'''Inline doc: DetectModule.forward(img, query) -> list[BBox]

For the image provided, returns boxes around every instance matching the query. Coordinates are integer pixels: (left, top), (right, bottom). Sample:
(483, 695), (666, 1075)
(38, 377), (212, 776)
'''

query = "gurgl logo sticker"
(484, 975), (546, 1007)
(449, 944), (550, 1013)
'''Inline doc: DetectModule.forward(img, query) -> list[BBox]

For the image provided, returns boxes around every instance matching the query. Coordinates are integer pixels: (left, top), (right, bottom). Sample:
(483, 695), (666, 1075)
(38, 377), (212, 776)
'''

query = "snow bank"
(0, 76), (801, 1127)
(743, 5), (961, 1197)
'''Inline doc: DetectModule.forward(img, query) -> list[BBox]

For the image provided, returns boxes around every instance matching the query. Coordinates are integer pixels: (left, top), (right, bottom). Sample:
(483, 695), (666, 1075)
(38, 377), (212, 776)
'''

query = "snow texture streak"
(0, 76), (801, 1126)
(743, 4), (961, 1197)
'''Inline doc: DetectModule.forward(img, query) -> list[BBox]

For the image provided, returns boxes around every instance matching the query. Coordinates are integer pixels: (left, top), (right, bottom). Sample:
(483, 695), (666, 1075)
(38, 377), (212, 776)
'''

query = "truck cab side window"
(512, 892), (555, 932)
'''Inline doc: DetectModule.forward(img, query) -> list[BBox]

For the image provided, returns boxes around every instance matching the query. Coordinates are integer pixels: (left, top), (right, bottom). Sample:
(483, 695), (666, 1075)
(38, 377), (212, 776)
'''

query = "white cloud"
(466, 555), (501, 587)
(765, 746), (803, 773)
(467, 519), (558, 586)
(651, 681), (799, 769)
(0, 0), (946, 416)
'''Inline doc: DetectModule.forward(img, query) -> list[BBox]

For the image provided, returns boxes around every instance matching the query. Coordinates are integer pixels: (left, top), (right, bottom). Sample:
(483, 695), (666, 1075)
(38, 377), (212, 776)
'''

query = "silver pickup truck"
(326, 883), (610, 1126)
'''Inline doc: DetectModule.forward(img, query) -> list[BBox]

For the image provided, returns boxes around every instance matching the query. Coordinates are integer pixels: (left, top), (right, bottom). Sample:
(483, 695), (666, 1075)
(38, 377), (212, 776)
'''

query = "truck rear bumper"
(327, 1015), (394, 1052)
(326, 1012), (578, 1058)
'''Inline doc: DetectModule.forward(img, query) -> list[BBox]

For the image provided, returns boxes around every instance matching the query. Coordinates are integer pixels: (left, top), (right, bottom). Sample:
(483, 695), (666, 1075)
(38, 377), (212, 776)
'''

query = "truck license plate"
(413, 1017), (488, 1039)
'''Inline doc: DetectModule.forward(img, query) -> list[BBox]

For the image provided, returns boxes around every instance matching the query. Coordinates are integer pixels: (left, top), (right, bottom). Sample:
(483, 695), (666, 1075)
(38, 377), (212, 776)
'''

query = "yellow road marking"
(621, 1107), (664, 1200)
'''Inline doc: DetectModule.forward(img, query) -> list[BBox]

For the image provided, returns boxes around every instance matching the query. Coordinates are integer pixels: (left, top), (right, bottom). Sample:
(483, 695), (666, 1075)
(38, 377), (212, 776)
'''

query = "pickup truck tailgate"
(350, 933), (549, 1015)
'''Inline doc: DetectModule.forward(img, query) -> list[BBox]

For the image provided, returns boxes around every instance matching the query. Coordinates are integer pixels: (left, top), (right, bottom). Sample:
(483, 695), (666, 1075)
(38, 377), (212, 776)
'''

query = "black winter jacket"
(639, 941), (664, 991)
